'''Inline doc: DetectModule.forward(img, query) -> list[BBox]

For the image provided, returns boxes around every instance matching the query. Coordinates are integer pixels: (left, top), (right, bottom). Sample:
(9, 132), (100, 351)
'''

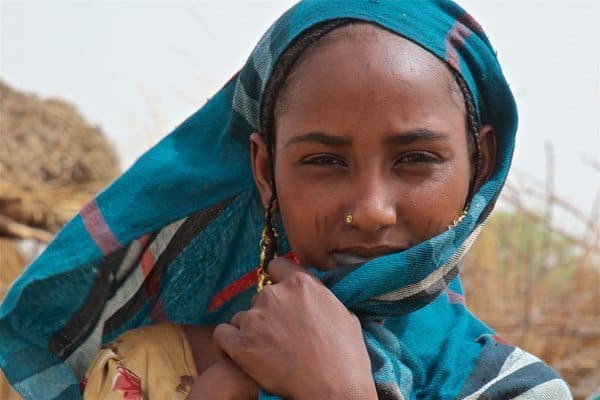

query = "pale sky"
(1, 1), (599, 233)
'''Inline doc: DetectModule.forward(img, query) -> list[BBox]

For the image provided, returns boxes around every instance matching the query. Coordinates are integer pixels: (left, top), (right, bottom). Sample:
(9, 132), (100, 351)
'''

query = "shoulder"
(82, 323), (198, 399)
(457, 334), (572, 399)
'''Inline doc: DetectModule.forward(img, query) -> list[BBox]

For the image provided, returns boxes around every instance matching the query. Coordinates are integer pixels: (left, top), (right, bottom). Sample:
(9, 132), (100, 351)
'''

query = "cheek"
(400, 160), (471, 237)
(274, 165), (341, 264)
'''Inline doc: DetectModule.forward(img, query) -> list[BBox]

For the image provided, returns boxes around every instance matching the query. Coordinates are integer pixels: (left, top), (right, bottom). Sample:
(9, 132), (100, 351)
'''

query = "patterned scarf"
(0, 1), (570, 399)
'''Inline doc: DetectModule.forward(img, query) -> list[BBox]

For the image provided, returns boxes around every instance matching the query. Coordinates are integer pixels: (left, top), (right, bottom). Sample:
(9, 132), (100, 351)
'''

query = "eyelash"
(301, 155), (348, 167)
(394, 152), (440, 165)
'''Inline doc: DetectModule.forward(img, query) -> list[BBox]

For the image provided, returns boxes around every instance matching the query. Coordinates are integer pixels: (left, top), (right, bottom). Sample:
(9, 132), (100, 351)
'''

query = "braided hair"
(257, 20), (482, 264)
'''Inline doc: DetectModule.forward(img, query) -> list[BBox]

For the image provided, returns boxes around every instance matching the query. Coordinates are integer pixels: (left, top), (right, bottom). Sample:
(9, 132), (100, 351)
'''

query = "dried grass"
(462, 151), (600, 399)
(0, 80), (119, 234)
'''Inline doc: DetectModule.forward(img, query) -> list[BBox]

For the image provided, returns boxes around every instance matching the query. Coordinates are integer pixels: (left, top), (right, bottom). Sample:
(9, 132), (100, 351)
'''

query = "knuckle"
(212, 323), (228, 343)
(245, 308), (261, 324)
(258, 284), (276, 303)
(288, 270), (307, 287)
(268, 257), (284, 269)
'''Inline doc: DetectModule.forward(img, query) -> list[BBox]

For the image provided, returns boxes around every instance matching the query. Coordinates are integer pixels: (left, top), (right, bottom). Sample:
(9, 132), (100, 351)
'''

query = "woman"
(0, 1), (571, 399)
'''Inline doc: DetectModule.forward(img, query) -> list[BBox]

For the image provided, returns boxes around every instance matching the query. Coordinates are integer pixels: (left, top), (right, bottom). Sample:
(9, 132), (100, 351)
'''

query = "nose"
(348, 175), (397, 232)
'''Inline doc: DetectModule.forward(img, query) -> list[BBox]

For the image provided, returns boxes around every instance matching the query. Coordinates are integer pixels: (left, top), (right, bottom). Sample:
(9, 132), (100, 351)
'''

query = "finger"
(267, 256), (303, 283)
(217, 359), (259, 400)
(213, 323), (243, 359)
(230, 311), (246, 328)
(191, 358), (258, 400)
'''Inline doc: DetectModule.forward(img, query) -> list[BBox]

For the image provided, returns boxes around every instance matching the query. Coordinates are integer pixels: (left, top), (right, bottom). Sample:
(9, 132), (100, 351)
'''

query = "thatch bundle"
(0, 81), (119, 232)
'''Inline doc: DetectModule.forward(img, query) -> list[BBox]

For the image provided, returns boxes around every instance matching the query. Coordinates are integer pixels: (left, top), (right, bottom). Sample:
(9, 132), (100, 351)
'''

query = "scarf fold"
(1, 1), (571, 399)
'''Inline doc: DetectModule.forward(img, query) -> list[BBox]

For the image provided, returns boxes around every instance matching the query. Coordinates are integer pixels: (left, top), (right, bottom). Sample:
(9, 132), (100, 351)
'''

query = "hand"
(213, 257), (377, 400)
(187, 357), (258, 400)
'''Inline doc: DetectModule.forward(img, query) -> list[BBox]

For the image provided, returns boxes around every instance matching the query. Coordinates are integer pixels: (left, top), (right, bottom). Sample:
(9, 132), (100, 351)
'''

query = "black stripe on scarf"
(478, 361), (561, 398)
(353, 264), (460, 318)
(48, 197), (234, 361)
(48, 245), (129, 360)
(456, 336), (515, 398)
(376, 382), (405, 400)
(103, 196), (235, 335)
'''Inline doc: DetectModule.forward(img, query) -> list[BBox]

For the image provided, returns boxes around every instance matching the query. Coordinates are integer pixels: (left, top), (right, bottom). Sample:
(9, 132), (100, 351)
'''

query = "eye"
(394, 152), (440, 165)
(301, 154), (348, 167)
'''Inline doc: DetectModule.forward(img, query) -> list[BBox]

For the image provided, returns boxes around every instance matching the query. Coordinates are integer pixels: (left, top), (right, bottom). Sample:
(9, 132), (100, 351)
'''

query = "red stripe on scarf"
(445, 288), (466, 305)
(492, 334), (510, 345)
(208, 252), (300, 312)
(139, 238), (167, 322)
(445, 18), (472, 71)
(138, 233), (153, 249)
(140, 246), (155, 279)
(81, 199), (121, 255)
(459, 12), (483, 34)
(208, 268), (260, 312)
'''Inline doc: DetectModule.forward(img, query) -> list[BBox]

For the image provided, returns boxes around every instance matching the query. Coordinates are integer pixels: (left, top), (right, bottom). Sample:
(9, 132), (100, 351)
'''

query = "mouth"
(331, 246), (406, 267)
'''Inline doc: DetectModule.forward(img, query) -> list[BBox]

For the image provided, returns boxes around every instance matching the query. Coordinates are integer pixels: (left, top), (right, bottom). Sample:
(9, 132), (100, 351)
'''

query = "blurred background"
(1, 1), (598, 399)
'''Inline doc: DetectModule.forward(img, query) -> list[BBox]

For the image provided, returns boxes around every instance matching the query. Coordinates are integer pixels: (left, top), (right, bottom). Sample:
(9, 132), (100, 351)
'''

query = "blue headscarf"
(0, 1), (570, 399)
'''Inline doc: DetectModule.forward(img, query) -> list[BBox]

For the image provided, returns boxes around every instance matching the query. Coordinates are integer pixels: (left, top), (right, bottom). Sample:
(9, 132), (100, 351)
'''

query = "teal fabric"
(1, 1), (569, 399)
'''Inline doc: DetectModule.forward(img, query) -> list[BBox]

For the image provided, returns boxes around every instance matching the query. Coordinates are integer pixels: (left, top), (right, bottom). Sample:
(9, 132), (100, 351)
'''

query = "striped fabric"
(458, 336), (570, 399)
(0, 1), (571, 399)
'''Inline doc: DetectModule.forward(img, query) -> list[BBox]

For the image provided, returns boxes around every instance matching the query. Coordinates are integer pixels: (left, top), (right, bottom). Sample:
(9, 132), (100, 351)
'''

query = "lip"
(331, 246), (406, 267)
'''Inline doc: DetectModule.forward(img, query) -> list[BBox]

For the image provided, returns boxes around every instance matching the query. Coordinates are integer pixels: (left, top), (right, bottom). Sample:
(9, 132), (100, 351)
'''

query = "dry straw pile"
(462, 174), (600, 399)
(0, 81), (119, 295)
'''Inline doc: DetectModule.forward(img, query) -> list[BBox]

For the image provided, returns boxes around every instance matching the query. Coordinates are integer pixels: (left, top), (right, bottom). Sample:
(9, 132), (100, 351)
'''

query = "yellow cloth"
(83, 323), (197, 400)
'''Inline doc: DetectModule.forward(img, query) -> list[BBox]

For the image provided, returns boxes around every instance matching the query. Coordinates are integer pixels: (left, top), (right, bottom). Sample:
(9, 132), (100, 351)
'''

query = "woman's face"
(252, 24), (495, 270)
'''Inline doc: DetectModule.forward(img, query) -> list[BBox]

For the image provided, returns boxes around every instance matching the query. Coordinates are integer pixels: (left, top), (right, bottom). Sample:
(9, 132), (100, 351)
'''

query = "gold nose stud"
(345, 213), (353, 225)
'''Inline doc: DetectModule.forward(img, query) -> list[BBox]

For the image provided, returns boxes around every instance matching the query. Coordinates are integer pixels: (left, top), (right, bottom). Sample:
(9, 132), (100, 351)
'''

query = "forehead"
(274, 23), (465, 141)
(279, 23), (463, 111)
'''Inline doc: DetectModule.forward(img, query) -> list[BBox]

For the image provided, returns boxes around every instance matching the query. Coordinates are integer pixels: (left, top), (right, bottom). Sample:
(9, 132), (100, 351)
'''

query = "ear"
(475, 124), (497, 190)
(250, 132), (273, 209)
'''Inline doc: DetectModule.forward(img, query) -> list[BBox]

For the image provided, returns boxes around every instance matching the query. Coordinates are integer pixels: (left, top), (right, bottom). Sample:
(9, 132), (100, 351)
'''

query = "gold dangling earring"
(448, 209), (468, 230)
(257, 224), (277, 292)
(257, 195), (278, 292)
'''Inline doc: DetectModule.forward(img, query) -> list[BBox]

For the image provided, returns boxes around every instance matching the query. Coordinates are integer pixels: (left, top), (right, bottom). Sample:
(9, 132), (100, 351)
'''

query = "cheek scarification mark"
(426, 215), (434, 233)
(315, 213), (321, 234)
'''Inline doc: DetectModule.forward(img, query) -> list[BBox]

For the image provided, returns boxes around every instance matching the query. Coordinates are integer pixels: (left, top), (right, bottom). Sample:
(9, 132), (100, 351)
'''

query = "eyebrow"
(284, 128), (451, 149)
(284, 132), (352, 149)
(384, 128), (452, 145)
